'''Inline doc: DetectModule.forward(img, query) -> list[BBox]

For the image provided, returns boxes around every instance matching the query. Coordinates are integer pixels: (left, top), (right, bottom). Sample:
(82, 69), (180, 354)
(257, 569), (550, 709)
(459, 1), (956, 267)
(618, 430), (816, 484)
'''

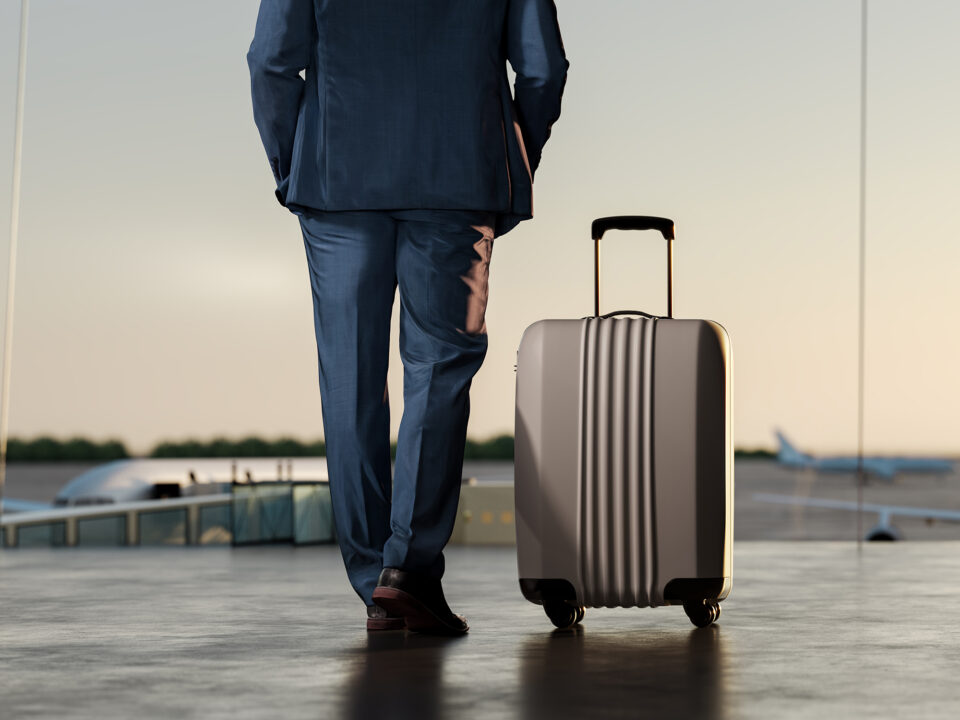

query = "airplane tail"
(775, 430), (812, 467)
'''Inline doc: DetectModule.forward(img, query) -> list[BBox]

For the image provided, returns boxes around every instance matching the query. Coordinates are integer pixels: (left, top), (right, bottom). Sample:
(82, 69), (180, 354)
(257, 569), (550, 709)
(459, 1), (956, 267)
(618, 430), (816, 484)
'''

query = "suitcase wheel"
(543, 598), (586, 630)
(683, 599), (721, 628)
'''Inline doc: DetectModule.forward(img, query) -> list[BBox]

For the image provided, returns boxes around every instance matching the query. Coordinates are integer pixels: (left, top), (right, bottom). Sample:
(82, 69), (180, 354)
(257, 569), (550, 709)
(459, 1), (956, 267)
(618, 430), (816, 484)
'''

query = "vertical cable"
(0, 0), (31, 516)
(856, 0), (869, 550)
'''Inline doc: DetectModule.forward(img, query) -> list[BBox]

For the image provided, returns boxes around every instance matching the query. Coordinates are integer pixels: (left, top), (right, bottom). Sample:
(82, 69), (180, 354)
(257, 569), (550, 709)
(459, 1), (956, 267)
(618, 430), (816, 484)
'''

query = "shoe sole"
(371, 586), (468, 636)
(366, 616), (406, 631)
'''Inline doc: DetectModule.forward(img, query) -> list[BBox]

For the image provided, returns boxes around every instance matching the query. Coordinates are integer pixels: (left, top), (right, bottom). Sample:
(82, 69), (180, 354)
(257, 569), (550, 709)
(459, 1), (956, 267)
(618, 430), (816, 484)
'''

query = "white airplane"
(756, 431), (960, 540)
(752, 492), (960, 541)
(1, 456), (330, 514)
(776, 430), (955, 480)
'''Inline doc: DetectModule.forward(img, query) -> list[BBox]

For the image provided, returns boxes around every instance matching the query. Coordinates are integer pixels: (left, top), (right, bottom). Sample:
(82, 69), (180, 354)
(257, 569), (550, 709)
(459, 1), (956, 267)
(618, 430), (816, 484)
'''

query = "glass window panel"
(231, 485), (259, 545)
(293, 484), (334, 545)
(77, 515), (127, 546)
(17, 522), (66, 548)
(198, 503), (232, 545)
(258, 484), (293, 542)
(231, 483), (293, 545)
(139, 508), (187, 545)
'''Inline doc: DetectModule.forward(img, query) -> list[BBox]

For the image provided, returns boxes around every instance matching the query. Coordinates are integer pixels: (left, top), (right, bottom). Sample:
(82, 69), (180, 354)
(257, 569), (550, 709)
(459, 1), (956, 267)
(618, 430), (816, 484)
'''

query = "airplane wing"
(753, 492), (960, 541)
(1, 498), (53, 513)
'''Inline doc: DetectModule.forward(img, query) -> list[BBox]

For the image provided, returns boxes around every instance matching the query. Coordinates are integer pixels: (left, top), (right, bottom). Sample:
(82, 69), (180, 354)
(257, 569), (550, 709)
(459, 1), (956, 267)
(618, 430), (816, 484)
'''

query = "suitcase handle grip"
(591, 216), (675, 318)
(591, 216), (675, 241)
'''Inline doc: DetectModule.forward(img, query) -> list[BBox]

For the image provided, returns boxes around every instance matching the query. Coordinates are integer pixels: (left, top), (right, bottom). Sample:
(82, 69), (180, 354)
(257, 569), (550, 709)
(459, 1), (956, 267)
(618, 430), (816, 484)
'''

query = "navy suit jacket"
(246, 0), (568, 237)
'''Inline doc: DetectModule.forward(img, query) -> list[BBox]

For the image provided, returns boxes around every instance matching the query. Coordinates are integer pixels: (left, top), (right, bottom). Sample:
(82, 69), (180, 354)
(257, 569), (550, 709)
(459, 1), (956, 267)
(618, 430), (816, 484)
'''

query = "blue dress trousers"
(247, 0), (568, 604)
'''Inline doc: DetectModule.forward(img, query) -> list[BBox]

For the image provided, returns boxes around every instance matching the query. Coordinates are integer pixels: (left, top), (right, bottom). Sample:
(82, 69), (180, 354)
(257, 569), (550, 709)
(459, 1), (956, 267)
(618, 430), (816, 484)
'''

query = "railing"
(2, 479), (519, 548)
(0, 481), (334, 548)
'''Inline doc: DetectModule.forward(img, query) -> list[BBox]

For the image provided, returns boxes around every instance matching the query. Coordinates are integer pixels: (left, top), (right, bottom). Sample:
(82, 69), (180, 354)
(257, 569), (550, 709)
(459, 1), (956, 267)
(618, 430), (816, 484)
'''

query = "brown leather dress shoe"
(371, 567), (468, 636)
(366, 604), (406, 631)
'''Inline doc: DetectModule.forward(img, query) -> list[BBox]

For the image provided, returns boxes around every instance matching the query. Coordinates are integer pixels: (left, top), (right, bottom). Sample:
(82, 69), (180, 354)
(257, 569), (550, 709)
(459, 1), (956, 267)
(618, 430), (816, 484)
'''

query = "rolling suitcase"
(514, 216), (733, 629)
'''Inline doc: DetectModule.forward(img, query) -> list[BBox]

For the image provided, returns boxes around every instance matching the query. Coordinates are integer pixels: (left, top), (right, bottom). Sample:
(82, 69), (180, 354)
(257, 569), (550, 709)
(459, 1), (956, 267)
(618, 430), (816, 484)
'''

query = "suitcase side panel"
(514, 320), (584, 595)
(696, 320), (733, 584)
(653, 319), (733, 605)
(650, 320), (700, 603)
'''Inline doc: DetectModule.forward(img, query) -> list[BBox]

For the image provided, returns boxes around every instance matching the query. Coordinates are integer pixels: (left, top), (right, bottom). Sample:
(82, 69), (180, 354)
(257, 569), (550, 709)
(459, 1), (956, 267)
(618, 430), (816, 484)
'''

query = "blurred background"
(1, 1), (958, 541)
(4, 6), (959, 717)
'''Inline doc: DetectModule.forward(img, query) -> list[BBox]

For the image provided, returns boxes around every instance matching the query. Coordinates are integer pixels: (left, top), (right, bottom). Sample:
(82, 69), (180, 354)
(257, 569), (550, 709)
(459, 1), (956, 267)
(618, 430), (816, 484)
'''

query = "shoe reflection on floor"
(341, 631), (463, 720)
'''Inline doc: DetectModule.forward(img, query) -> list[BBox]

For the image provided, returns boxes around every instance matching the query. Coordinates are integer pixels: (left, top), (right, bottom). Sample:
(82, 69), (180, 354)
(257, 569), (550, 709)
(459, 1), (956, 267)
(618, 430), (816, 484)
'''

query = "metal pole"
(0, 0), (31, 517)
(856, 0), (869, 551)
(593, 238), (600, 317)
(666, 238), (674, 319)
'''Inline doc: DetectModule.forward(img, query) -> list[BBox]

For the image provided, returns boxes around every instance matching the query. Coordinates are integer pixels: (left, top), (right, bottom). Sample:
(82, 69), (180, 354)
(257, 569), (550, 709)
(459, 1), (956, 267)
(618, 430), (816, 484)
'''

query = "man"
(246, 0), (568, 635)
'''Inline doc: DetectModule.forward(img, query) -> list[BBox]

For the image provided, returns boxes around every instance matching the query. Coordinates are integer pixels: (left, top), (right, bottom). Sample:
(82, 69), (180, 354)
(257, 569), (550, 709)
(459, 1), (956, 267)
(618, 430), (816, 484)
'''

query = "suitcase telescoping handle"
(590, 216), (676, 319)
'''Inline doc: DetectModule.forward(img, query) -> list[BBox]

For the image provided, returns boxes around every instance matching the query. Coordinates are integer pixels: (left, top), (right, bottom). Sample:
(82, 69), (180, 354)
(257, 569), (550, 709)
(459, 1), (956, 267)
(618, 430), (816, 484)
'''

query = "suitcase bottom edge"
(519, 576), (732, 608)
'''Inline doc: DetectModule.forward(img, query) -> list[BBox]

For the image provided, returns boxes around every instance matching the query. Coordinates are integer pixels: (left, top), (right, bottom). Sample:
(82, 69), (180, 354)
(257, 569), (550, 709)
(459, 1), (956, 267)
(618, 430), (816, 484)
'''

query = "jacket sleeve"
(506, 0), (569, 177)
(246, 0), (317, 208)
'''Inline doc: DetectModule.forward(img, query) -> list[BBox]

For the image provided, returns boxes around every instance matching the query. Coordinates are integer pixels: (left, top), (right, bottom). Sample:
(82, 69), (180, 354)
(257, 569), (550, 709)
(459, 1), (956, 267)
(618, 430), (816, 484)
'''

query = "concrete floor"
(2, 543), (960, 719)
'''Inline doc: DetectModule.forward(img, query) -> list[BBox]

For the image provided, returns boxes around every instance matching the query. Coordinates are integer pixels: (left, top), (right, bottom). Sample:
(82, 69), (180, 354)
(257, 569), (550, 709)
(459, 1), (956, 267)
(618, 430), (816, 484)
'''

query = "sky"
(0, 0), (958, 456)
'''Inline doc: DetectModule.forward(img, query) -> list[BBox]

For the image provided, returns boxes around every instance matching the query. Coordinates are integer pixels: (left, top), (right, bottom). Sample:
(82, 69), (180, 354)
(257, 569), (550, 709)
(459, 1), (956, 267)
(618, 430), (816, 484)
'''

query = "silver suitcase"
(514, 216), (733, 629)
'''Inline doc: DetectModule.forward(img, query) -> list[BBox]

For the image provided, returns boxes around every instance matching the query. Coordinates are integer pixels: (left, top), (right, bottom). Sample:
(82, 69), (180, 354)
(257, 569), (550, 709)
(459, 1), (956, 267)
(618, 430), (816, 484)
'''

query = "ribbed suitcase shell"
(514, 314), (733, 610)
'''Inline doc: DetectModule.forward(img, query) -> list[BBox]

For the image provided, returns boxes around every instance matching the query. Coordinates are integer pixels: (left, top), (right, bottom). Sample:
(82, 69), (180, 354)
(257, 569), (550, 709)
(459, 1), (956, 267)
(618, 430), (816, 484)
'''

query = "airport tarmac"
(733, 459), (960, 541)
(2, 542), (960, 719)
(5, 459), (960, 540)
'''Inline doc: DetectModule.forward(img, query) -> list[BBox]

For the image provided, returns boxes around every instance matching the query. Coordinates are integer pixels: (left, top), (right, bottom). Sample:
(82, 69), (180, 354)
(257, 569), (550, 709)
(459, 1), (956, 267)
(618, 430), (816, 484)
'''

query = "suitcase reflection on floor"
(335, 622), (725, 720)
(519, 628), (726, 720)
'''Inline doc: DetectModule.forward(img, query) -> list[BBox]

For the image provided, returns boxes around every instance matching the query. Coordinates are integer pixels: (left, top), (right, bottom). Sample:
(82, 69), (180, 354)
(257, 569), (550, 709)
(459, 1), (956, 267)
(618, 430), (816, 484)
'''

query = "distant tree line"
(463, 434), (515, 460)
(4, 433), (773, 462)
(3, 436), (130, 462)
(733, 448), (776, 459)
(150, 436), (328, 459)
(151, 434), (517, 461)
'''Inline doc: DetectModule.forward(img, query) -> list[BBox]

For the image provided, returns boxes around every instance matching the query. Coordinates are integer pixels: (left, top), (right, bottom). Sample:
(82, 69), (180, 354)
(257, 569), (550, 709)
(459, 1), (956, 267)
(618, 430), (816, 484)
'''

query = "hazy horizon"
(1, 0), (959, 457)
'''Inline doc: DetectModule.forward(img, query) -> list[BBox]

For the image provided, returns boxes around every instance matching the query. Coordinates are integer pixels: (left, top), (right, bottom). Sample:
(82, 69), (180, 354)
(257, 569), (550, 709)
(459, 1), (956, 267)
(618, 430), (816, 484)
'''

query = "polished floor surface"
(2, 542), (959, 719)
